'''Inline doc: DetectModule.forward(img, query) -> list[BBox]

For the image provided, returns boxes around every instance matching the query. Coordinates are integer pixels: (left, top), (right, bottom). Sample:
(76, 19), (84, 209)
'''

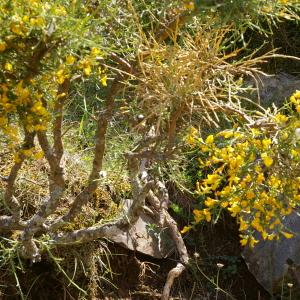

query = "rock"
(245, 72), (300, 107)
(242, 211), (300, 295)
(109, 199), (175, 258)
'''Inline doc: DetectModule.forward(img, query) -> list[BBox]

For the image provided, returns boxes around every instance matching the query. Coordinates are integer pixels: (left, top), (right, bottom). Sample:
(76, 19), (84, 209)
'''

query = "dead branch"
(4, 131), (35, 221)
(147, 184), (189, 300)
(21, 130), (66, 261)
(53, 78), (70, 162)
(126, 150), (173, 161)
(166, 103), (186, 151)
(162, 263), (185, 300)
(0, 216), (26, 231)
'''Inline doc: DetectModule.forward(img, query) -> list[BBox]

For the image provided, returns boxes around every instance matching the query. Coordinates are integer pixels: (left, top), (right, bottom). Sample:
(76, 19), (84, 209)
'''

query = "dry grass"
(0, 131), (121, 229)
(132, 22), (271, 135)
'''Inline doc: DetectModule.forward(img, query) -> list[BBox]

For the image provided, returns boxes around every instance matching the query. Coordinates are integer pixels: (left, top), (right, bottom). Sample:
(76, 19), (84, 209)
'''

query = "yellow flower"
(187, 135), (195, 146)
(262, 138), (272, 149)
(251, 218), (263, 232)
(193, 209), (204, 223)
(14, 153), (21, 163)
(91, 47), (102, 56)
(290, 95), (297, 104)
(292, 90), (300, 99)
(0, 116), (8, 126)
(267, 233), (276, 241)
(249, 236), (259, 248)
(199, 184), (212, 194)
(4, 62), (13, 72)
(221, 201), (229, 208)
(0, 41), (7, 52)
(220, 130), (234, 139)
(240, 235), (249, 246)
(33, 151), (44, 160)
(246, 190), (256, 200)
(251, 128), (261, 137)
(10, 22), (23, 35)
(262, 231), (268, 240)
(56, 68), (69, 84)
(34, 124), (47, 131)
(239, 218), (249, 231)
(205, 174), (221, 185)
(55, 5), (67, 16)
(256, 173), (264, 184)
(100, 75), (107, 86)
(228, 204), (241, 217)
(84, 65), (92, 76)
(281, 231), (294, 239)
(189, 126), (198, 136)
(274, 113), (288, 123)
(184, 1), (195, 10)
(240, 200), (248, 207)
(268, 176), (281, 188)
(204, 197), (219, 207)
(205, 134), (214, 144)
(66, 55), (76, 65)
(203, 209), (211, 222)
(30, 17), (45, 26)
(181, 226), (192, 234)
(261, 152), (273, 167)
(22, 148), (33, 157)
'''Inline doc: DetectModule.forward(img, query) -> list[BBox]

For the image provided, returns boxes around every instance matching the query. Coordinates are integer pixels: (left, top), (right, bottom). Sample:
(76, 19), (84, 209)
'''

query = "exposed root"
(162, 262), (185, 300)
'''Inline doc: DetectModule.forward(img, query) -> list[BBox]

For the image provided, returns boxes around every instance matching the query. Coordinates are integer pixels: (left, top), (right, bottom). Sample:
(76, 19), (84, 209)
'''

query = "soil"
(0, 212), (272, 300)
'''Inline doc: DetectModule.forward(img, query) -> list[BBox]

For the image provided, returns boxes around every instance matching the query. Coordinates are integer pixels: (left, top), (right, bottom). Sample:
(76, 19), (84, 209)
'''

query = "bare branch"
(50, 220), (121, 244)
(166, 103), (186, 151)
(147, 182), (189, 300)
(53, 78), (70, 162)
(162, 263), (185, 300)
(24, 40), (53, 82)
(21, 130), (65, 261)
(0, 215), (26, 231)
(126, 150), (173, 161)
(0, 175), (8, 182)
(110, 52), (132, 73)
(4, 131), (35, 220)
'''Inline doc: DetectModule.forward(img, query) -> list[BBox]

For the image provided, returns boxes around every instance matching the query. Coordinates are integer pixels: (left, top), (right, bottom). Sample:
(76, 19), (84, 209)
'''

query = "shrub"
(183, 91), (300, 247)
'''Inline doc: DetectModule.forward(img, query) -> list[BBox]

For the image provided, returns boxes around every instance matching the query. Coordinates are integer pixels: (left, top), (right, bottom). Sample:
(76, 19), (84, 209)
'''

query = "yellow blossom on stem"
(281, 231), (294, 239)
(4, 62), (13, 72)
(66, 55), (76, 65)
(205, 134), (214, 144)
(193, 209), (204, 223)
(181, 226), (192, 234)
(262, 138), (272, 149)
(274, 113), (288, 123)
(0, 41), (7, 52)
(204, 197), (219, 207)
(100, 75), (107, 87)
(261, 152), (273, 167)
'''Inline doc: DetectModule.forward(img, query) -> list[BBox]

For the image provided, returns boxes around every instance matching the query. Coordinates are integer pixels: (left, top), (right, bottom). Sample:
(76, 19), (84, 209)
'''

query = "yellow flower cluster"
(290, 90), (300, 113)
(14, 148), (44, 163)
(0, 0), (108, 154)
(54, 48), (107, 86)
(0, 81), (50, 141)
(183, 94), (300, 247)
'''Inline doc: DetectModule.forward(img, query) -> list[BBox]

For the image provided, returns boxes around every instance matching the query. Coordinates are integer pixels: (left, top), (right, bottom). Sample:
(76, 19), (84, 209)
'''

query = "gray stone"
(245, 72), (300, 107)
(109, 199), (175, 258)
(242, 211), (300, 294)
